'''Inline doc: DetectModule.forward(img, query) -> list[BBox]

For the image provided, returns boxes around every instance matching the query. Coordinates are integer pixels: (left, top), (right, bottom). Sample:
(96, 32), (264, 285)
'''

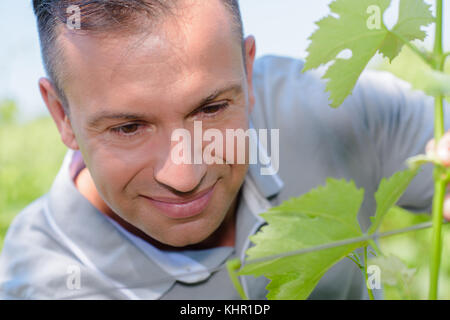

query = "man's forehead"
(56, 1), (243, 114)
(57, 0), (241, 72)
(57, 0), (243, 100)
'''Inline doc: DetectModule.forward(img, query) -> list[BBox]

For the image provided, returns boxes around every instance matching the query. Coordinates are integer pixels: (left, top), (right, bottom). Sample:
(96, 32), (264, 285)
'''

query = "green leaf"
(368, 167), (420, 234)
(378, 46), (450, 99)
(368, 254), (416, 299)
(304, 0), (390, 108)
(379, 205), (431, 232)
(237, 168), (420, 299)
(303, 0), (434, 108)
(379, 0), (434, 61)
(238, 178), (367, 300)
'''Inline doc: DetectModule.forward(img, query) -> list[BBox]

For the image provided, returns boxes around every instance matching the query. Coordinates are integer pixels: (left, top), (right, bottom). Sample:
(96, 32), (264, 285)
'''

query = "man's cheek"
(203, 123), (250, 166)
(89, 163), (131, 204)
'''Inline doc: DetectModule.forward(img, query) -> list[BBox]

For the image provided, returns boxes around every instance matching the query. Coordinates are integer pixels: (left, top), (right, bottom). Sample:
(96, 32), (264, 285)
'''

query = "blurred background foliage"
(373, 46), (450, 299)
(0, 100), (66, 251)
(0, 46), (449, 299)
(378, 207), (450, 299)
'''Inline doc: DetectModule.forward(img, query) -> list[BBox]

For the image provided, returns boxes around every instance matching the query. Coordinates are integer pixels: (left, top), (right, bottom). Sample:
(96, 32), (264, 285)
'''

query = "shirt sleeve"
(355, 70), (450, 214)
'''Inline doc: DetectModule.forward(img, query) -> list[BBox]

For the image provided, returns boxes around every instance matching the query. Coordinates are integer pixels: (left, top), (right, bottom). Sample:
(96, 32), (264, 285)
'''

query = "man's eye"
(200, 103), (229, 116)
(111, 123), (143, 136)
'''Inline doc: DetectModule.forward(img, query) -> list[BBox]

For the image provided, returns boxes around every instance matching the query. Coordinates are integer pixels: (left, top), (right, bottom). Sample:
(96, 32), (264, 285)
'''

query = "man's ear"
(38, 78), (79, 150)
(244, 35), (256, 114)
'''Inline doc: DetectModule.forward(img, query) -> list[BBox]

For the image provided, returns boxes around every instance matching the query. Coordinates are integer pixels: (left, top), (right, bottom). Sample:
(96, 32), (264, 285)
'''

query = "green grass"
(0, 116), (67, 251)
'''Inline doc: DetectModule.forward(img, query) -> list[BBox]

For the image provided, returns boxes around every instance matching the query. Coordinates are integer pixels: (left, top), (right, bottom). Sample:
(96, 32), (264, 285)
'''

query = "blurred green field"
(0, 104), (67, 251)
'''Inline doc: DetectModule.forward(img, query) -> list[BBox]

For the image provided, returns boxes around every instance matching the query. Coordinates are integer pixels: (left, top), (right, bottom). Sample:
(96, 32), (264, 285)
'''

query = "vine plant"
(228, 0), (450, 300)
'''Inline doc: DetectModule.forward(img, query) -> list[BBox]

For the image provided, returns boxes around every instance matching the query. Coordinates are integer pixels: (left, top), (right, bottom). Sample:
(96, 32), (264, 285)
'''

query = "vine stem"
(429, 172), (446, 299)
(428, 0), (445, 300)
(364, 246), (375, 300)
(226, 258), (249, 300)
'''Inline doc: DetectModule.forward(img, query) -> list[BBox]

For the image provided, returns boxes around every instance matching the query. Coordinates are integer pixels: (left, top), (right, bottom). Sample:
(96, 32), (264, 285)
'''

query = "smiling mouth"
(142, 184), (216, 219)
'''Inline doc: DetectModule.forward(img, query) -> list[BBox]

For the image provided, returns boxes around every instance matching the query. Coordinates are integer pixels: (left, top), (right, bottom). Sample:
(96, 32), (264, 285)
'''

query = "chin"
(138, 215), (218, 248)
(155, 232), (209, 249)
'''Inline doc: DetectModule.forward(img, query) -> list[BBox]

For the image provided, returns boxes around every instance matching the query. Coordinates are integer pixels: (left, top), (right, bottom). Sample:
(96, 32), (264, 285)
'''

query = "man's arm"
(354, 70), (450, 215)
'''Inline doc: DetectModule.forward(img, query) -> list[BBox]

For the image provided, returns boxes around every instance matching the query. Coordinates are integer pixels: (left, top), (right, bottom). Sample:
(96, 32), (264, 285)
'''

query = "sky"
(0, 0), (448, 120)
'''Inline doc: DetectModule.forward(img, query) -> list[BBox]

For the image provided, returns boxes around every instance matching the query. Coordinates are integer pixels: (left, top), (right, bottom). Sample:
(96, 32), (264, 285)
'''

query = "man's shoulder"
(0, 194), (63, 265)
(253, 54), (415, 100)
(253, 55), (305, 76)
(251, 54), (426, 131)
(253, 54), (406, 85)
(3, 196), (48, 240)
(0, 195), (72, 298)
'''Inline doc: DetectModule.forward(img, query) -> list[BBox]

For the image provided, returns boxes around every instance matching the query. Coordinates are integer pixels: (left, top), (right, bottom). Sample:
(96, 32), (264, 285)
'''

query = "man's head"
(34, 0), (257, 247)
(33, 0), (246, 110)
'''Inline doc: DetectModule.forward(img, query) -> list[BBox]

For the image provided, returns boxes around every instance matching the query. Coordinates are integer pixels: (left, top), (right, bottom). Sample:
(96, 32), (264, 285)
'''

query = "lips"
(142, 184), (215, 219)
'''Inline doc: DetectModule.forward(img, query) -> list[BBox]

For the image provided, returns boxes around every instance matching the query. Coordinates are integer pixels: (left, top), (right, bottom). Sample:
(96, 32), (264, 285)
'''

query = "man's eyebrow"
(197, 83), (244, 107)
(87, 112), (148, 128)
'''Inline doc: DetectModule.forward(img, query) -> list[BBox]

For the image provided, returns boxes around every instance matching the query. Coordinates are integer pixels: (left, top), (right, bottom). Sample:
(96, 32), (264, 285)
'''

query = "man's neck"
(74, 167), (238, 251)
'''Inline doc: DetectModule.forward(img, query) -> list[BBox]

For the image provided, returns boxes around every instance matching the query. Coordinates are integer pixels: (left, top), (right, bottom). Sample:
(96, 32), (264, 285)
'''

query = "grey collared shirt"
(0, 55), (447, 299)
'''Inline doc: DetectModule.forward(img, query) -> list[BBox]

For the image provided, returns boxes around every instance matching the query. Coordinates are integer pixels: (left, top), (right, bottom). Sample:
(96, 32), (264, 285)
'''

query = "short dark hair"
(32, 0), (244, 110)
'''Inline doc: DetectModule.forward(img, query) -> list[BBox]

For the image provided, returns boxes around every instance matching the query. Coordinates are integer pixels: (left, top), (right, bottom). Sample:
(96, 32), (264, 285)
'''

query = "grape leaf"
(379, 205), (431, 232)
(368, 167), (420, 234)
(379, 0), (434, 61)
(378, 46), (450, 102)
(238, 178), (367, 300)
(237, 168), (420, 299)
(303, 0), (434, 108)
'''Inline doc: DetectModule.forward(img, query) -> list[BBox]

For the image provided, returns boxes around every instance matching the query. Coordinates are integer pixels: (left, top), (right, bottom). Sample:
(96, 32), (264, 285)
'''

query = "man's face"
(52, 0), (256, 246)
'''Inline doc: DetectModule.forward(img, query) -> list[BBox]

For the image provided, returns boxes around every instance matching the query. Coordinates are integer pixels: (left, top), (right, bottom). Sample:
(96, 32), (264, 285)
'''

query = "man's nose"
(154, 152), (207, 193)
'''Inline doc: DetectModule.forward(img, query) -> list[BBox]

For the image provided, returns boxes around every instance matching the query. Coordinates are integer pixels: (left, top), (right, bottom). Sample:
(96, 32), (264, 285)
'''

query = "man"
(0, 0), (449, 299)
